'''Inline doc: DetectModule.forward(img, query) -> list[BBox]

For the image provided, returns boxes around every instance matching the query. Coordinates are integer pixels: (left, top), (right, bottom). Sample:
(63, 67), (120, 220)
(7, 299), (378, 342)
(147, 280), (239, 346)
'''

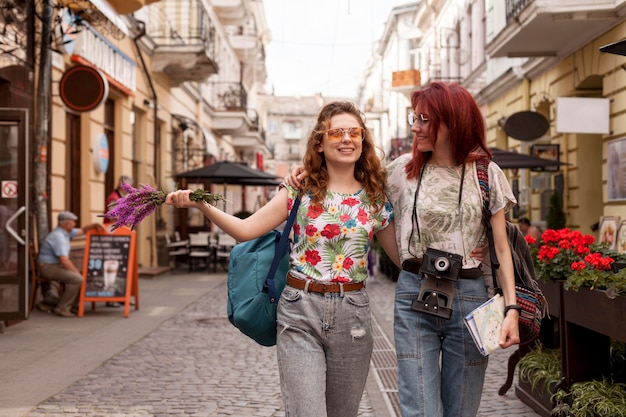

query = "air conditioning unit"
(531, 174), (551, 190)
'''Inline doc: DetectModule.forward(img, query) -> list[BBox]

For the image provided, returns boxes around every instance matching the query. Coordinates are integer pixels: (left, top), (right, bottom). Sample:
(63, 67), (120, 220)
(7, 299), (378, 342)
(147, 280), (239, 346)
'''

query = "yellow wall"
(485, 21), (626, 238)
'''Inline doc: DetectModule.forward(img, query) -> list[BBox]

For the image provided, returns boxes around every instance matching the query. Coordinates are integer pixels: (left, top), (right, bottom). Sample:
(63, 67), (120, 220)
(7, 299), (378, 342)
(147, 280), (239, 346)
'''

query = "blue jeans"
(276, 284), (373, 417)
(394, 269), (489, 417)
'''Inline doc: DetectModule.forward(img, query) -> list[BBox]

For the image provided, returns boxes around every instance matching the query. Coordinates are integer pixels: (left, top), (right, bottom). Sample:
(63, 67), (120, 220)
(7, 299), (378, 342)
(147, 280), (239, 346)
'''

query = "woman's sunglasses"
(325, 127), (364, 142)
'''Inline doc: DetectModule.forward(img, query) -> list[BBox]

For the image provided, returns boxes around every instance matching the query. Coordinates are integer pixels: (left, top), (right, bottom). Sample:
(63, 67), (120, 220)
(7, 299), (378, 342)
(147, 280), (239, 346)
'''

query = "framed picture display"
(599, 216), (620, 250)
(607, 137), (626, 202)
(531, 144), (560, 172)
(617, 221), (626, 254)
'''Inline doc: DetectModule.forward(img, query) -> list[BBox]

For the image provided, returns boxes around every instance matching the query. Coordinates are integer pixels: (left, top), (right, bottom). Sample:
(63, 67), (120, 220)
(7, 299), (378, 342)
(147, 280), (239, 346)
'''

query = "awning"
(199, 126), (220, 158)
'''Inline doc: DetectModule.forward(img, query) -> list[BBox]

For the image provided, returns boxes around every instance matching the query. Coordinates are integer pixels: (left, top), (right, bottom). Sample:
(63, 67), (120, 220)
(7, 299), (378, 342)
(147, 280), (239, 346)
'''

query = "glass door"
(0, 108), (28, 321)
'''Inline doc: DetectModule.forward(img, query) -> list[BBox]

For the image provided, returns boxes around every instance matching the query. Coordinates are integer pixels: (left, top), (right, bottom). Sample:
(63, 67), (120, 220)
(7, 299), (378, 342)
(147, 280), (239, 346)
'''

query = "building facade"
(0, 0), (272, 320)
(359, 0), (626, 242)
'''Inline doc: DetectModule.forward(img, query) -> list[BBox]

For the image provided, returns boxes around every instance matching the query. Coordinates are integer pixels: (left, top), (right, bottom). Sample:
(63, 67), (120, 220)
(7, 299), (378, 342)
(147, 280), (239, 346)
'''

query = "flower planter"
(563, 288), (626, 342)
(562, 288), (624, 385)
(537, 280), (564, 349)
(515, 379), (556, 417)
(538, 280), (562, 318)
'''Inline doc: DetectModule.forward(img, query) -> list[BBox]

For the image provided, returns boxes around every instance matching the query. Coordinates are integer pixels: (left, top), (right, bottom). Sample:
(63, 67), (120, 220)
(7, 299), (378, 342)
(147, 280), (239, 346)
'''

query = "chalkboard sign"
(79, 228), (138, 317)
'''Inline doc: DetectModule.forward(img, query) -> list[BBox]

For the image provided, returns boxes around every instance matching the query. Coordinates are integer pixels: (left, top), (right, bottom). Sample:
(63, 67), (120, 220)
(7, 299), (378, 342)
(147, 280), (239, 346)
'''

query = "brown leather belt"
(287, 273), (364, 293)
(401, 259), (483, 279)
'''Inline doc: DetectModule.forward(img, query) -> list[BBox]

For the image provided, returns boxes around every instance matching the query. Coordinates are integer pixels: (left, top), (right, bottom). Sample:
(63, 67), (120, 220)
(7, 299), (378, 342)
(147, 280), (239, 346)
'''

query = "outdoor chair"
(165, 233), (189, 270)
(188, 232), (211, 272)
(213, 233), (237, 272)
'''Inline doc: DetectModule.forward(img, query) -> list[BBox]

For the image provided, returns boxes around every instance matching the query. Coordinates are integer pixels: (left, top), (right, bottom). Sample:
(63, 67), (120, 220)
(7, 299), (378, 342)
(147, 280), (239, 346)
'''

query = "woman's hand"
(470, 242), (487, 263)
(285, 164), (307, 189)
(498, 310), (521, 349)
(165, 190), (203, 209)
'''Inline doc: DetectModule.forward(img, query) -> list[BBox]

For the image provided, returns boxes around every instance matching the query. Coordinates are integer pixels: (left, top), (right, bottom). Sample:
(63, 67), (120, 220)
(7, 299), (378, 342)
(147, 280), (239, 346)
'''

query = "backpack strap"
(476, 157), (491, 215)
(265, 194), (301, 303)
(475, 158), (502, 289)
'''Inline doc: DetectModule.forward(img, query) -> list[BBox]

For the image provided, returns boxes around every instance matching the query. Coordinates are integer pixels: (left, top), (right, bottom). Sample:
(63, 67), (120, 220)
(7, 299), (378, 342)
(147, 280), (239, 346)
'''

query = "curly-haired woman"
(167, 101), (400, 417)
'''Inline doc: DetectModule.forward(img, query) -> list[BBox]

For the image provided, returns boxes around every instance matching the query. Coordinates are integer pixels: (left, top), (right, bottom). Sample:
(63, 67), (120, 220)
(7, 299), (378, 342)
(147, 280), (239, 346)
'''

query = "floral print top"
(285, 185), (393, 283)
(386, 154), (516, 269)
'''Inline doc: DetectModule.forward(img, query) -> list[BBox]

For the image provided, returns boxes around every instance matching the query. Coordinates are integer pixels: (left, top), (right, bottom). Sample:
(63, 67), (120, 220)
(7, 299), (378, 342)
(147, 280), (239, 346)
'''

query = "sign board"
(59, 64), (109, 112)
(92, 133), (109, 175)
(79, 228), (139, 317)
(556, 97), (610, 134)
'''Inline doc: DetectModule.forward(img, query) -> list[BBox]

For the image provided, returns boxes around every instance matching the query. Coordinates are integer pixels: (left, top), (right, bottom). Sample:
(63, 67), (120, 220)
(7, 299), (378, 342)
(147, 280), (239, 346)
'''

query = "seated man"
(38, 211), (104, 317)
(518, 216), (542, 246)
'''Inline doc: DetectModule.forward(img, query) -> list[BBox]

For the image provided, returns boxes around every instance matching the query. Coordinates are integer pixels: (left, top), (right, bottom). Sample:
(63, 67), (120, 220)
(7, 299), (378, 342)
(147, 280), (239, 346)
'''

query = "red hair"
(405, 82), (491, 179)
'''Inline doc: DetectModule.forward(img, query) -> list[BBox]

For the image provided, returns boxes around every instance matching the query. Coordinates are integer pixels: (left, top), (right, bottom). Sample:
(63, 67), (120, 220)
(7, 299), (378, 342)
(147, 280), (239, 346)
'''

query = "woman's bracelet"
(504, 304), (522, 316)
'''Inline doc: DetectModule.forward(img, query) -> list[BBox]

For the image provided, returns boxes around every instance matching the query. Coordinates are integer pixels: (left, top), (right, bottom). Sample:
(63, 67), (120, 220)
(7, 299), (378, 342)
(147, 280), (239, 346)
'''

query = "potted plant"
(551, 341), (626, 416)
(520, 228), (626, 411)
(518, 343), (562, 415)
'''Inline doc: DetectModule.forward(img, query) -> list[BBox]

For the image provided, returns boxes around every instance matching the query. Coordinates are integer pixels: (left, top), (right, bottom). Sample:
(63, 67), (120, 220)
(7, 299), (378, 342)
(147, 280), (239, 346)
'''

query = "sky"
(263, 0), (411, 98)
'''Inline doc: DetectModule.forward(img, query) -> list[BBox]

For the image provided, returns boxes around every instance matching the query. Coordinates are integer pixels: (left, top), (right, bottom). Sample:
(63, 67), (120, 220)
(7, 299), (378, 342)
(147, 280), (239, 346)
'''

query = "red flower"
(340, 214), (350, 223)
(305, 250), (321, 265)
(538, 245), (560, 261)
(321, 224), (341, 239)
(558, 239), (572, 250)
(307, 204), (324, 219)
(357, 208), (368, 225)
(342, 257), (354, 270)
(525, 235), (537, 245)
(342, 197), (360, 206)
(571, 261), (586, 271)
(305, 225), (317, 236)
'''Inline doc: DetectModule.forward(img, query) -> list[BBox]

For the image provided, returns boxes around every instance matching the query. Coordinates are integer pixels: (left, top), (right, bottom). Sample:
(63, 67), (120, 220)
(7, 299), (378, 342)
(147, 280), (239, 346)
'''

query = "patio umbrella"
(490, 148), (565, 170)
(175, 161), (280, 213)
(176, 161), (279, 184)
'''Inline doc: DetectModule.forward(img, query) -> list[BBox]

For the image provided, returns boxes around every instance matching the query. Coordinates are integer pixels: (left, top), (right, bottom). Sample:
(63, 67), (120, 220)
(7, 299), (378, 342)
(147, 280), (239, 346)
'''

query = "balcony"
(210, 82), (253, 134)
(146, 0), (219, 86)
(211, 0), (247, 25)
(225, 25), (262, 61)
(487, 0), (626, 58)
(231, 110), (267, 152)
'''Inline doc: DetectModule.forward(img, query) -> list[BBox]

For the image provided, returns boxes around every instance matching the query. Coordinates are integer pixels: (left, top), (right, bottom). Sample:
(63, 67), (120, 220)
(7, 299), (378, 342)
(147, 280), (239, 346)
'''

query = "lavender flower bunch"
(102, 182), (225, 230)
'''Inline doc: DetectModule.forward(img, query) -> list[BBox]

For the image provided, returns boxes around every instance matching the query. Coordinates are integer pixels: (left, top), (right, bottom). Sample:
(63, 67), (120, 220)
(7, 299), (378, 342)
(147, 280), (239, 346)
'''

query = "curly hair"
(302, 101), (387, 212)
(405, 82), (491, 179)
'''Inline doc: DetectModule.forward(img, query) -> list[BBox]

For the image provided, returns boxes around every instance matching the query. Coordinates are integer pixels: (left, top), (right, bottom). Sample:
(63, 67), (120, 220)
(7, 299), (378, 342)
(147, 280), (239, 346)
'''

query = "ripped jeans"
(276, 284), (373, 417)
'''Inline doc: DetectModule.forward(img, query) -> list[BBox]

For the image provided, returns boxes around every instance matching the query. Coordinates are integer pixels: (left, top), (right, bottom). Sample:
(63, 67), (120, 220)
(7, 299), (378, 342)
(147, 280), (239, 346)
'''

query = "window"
(282, 120), (302, 140)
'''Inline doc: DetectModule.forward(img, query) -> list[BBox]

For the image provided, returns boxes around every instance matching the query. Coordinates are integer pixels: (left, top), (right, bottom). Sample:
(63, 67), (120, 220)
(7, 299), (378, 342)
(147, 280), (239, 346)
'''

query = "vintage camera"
(411, 278), (455, 320)
(411, 248), (464, 320)
(419, 248), (463, 281)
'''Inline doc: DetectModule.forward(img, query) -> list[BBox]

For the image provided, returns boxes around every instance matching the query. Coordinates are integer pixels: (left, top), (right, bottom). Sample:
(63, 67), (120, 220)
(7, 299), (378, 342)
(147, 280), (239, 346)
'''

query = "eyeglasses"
(408, 113), (430, 127)
(325, 127), (364, 142)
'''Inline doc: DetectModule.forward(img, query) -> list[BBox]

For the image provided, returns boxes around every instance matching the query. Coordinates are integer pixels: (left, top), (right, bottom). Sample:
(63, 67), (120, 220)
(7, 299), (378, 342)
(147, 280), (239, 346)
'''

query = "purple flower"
(102, 184), (224, 230)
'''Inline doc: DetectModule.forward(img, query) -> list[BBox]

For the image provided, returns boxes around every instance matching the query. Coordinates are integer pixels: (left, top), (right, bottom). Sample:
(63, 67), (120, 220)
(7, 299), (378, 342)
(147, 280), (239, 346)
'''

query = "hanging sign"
(92, 133), (109, 175)
(59, 64), (109, 112)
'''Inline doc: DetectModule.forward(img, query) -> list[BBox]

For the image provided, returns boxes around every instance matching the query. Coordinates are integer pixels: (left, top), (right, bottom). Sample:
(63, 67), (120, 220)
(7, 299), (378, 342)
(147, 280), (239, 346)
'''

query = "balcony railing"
(211, 81), (248, 111)
(505, 0), (532, 23)
(145, 0), (219, 84)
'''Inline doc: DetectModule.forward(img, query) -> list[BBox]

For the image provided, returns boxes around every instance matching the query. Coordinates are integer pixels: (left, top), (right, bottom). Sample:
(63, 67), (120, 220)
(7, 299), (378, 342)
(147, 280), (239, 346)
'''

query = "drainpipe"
(132, 20), (159, 267)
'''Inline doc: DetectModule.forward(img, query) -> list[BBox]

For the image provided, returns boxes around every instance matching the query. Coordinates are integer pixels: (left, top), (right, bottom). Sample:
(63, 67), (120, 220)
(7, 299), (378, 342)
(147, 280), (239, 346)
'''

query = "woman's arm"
(375, 220), (401, 268)
(166, 187), (290, 242)
(490, 209), (520, 348)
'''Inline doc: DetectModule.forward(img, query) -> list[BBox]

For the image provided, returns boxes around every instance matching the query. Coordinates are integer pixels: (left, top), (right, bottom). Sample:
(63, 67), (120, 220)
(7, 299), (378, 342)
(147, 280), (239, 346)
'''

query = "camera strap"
(409, 161), (467, 259)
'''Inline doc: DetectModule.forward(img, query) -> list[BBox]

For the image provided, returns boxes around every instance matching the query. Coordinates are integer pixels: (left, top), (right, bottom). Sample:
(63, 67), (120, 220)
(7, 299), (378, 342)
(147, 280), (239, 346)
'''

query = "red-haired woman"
(388, 82), (519, 417)
(168, 101), (400, 417)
